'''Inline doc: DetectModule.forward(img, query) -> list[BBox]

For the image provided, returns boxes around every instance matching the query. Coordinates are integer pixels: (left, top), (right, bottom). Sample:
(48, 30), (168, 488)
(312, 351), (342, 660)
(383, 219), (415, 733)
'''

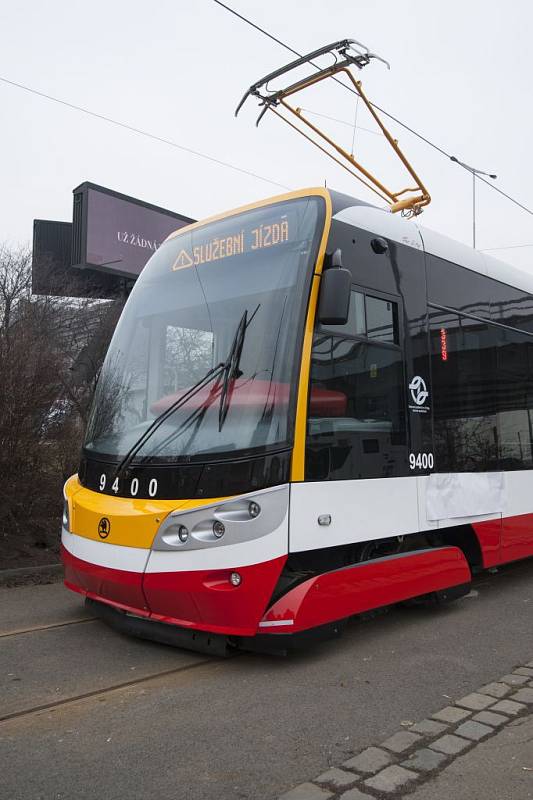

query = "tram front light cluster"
(248, 501), (260, 518)
(62, 500), (70, 532)
(177, 525), (189, 543)
(152, 486), (288, 552)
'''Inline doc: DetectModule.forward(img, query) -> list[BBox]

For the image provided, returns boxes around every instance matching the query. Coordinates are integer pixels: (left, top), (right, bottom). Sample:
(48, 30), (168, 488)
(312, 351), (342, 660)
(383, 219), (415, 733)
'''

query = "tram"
(61, 185), (533, 654)
(62, 40), (533, 653)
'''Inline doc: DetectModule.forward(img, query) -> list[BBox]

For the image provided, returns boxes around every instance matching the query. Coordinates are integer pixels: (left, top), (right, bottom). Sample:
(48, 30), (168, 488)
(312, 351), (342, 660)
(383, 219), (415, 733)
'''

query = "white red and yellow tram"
(62, 187), (533, 654)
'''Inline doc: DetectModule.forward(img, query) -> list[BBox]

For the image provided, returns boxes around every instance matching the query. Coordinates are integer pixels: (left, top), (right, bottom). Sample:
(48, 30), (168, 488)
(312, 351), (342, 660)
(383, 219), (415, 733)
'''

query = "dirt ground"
(0, 522), (61, 572)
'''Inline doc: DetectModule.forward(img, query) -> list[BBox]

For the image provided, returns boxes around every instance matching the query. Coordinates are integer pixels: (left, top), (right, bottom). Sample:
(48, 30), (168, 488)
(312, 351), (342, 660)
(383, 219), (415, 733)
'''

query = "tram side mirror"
(317, 250), (351, 325)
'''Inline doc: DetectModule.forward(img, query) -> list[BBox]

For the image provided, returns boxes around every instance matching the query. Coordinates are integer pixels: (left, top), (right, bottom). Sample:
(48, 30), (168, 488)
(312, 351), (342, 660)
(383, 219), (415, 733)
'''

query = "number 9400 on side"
(409, 452), (434, 470)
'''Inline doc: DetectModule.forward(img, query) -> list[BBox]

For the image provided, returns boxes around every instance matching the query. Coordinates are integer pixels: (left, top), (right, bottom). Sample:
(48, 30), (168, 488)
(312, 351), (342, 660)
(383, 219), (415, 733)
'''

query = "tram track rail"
(0, 616), (96, 639)
(1, 562), (526, 727)
(0, 563), (62, 579)
(0, 655), (218, 725)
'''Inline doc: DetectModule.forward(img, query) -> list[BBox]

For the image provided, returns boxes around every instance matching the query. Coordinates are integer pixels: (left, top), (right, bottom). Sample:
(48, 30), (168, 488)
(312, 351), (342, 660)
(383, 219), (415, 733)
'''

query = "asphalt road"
(1, 559), (532, 800)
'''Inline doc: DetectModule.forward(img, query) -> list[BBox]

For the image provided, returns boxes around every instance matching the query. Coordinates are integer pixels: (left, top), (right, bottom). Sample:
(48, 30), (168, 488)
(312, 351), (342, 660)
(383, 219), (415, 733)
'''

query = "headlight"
(62, 500), (70, 531)
(230, 572), (242, 586)
(152, 485), (289, 551)
(178, 525), (189, 543)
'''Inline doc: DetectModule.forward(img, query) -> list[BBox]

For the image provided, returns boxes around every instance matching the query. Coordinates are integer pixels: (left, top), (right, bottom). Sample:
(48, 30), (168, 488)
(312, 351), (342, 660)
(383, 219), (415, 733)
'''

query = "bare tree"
(0, 244), (123, 569)
(0, 244), (32, 333)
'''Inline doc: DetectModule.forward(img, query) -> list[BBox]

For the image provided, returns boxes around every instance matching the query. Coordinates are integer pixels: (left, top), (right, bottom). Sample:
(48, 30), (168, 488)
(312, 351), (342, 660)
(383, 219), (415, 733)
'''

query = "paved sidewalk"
(279, 660), (533, 799)
(409, 713), (533, 800)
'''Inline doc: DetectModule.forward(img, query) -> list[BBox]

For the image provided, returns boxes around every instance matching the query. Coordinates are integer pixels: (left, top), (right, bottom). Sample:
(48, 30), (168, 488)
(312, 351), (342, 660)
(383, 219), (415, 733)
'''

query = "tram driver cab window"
(306, 289), (407, 480)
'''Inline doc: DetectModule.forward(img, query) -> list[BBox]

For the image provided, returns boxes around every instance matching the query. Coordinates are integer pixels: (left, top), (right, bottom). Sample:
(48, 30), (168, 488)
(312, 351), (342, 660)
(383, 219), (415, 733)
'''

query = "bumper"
(85, 597), (343, 656)
(61, 536), (286, 637)
(62, 545), (149, 616)
(85, 597), (235, 656)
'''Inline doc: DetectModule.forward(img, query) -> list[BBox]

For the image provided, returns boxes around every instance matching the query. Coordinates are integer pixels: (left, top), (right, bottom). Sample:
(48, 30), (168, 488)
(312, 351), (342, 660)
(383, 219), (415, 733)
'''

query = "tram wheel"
(357, 537), (405, 562)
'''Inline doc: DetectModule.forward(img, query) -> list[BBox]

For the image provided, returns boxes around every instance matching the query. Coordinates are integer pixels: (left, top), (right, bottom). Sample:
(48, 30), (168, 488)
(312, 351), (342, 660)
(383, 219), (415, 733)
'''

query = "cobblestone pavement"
(407, 713), (533, 800)
(279, 662), (533, 799)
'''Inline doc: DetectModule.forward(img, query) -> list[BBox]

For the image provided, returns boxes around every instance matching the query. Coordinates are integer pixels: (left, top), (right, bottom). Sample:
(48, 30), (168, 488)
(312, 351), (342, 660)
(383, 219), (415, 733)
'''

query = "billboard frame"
(32, 218), (131, 299)
(71, 181), (195, 277)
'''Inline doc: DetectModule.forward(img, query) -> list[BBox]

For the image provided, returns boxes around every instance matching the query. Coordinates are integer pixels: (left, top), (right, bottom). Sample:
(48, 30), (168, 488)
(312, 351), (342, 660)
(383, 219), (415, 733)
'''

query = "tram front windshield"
(84, 196), (324, 463)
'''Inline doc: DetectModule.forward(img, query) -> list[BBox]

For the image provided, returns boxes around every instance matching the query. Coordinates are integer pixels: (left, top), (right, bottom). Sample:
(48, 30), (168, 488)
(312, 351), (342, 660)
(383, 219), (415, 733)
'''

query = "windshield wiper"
(218, 304), (260, 431)
(139, 377), (221, 464)
(114, 361), (225, 481)
(141, 305), (262, 460)
(218, 310), (246, 431)
(114, 306), (260, 479)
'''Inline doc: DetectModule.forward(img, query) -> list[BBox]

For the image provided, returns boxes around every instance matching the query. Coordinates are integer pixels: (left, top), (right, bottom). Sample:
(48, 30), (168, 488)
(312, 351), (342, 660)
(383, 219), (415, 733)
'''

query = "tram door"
(287, 287), (416, 555)
(305, 287), (407, 483)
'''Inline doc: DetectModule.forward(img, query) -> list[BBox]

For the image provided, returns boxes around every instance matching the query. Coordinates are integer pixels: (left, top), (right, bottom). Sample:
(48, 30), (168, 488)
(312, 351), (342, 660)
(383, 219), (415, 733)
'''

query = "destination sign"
(171, 216), (290, 271)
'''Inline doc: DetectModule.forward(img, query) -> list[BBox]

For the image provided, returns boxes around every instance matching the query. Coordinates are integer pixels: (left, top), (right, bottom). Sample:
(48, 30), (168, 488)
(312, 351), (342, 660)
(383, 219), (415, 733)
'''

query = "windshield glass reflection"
(84, 196), (324, 462)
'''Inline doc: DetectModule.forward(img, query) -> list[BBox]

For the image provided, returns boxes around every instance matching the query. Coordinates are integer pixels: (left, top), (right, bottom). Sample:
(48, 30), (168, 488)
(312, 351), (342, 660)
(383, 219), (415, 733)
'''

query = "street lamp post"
(450, 156), (497, 249)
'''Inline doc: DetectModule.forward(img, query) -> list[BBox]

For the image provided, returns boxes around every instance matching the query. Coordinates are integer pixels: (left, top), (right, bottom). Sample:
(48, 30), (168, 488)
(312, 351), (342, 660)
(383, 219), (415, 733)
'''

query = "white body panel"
(416, 476), (439, 531)
(425, 472), (505, 521)
(502, 470), (533, 518)
(62, 516), (288, 574)
(62, 528), (150, 572)
(289, 477), (418, 552)
(289, 471), (533, 552)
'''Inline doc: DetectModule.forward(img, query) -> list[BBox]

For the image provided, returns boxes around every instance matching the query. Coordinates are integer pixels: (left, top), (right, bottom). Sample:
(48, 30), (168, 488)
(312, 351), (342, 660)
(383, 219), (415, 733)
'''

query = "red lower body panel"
(62, 544), (287, 637)
(261, 547), (471, 634)
(143, 555), (287, 636)
(472, 518), (502, 568)
(62, 545), (149, 616)
(501, 513), (533, 564)
(472, 512), (533, 567)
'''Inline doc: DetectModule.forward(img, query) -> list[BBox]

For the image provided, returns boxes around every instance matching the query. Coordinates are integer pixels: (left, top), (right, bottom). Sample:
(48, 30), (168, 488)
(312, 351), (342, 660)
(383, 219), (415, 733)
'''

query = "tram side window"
(366, 295), (397, 343)
(496, 327), (533, 470)
(431, 312), (533, 471)
(431, 314), (498, 472)
(305, 335), (407, 480)
(321, 289), (398, 344)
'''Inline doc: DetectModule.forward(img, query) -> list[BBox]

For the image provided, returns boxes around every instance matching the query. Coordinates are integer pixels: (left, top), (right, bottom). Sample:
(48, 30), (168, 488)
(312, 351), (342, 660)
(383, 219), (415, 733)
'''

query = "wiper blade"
(115, 306), (260, 478)
(218, 310), (246, 431)
(139, 377), (222, 464)
(218, 304), (260, 431)
(114, 361), (225, 481)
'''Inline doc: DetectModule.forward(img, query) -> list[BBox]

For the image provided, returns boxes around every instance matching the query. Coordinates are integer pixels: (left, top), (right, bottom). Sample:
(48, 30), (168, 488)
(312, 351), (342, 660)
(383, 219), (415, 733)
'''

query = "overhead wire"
(298, 108), (381, 137)
(0, 75), (290, 192)
(350, 96), (360, 156)
(212, 0), (533, 218)
(2, 7), (531, 221)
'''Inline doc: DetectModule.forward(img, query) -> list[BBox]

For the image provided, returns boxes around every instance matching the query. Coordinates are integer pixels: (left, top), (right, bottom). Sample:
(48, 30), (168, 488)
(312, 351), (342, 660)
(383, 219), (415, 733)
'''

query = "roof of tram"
(330, 191), (533, 297)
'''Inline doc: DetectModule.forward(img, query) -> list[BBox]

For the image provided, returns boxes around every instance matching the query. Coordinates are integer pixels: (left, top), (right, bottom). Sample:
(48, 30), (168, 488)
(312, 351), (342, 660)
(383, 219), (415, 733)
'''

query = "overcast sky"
(1, 0), (531, 269)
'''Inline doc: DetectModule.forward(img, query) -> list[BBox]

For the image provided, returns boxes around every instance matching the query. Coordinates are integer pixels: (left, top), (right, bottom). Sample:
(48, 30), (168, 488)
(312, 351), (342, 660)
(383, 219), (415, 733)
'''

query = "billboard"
(71, 182), (194, 278)
(32, 220), (127, 299)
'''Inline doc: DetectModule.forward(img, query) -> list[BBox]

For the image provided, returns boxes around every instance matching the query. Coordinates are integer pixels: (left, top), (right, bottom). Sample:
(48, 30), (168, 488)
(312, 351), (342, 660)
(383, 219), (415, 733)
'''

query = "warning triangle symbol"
(172, 248), (194, 270)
